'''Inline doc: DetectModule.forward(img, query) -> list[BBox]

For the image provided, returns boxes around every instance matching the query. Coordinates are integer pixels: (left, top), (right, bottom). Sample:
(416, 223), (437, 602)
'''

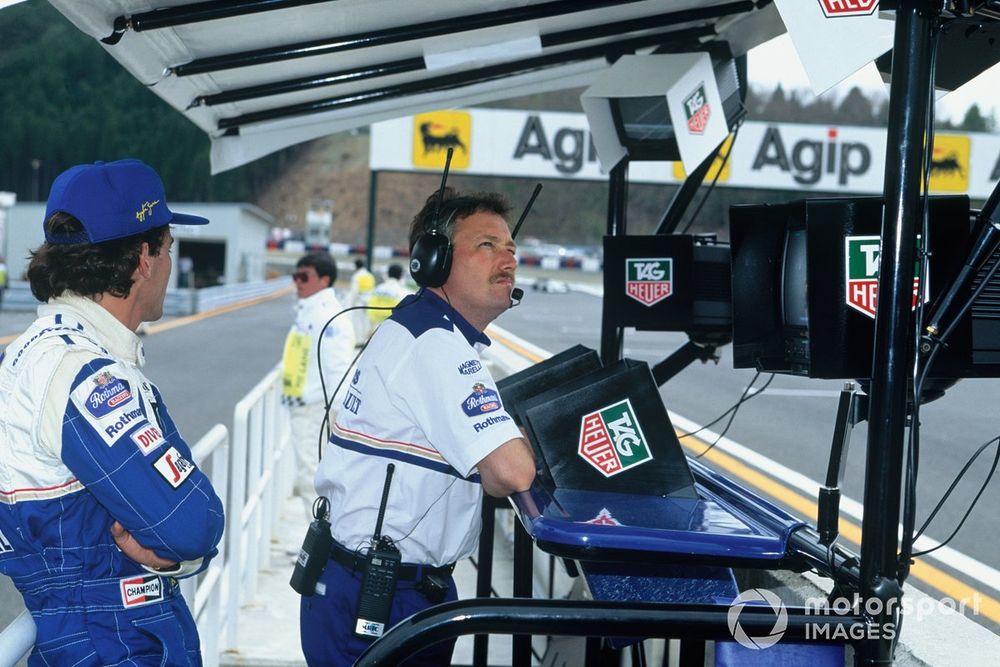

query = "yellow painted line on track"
(146, 286), (294, 335)
(0, 286), (294, 345)
(485, 332), (1000, 624)
(487, 328), (546, 364)
(682, 438), (1000, 624)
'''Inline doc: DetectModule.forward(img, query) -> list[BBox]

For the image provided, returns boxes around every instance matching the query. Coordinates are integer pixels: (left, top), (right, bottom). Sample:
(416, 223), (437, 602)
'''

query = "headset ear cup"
(409, 231), (452, 288)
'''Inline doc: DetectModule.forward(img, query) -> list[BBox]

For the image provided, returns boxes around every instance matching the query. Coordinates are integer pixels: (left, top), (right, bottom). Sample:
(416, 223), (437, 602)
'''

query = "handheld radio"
(289, 497), (333, 596)
(354, 463), (401, 638)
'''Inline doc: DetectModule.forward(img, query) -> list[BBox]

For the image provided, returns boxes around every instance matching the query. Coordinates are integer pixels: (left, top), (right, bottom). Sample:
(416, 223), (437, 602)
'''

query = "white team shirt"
(316, 290), (522, 566)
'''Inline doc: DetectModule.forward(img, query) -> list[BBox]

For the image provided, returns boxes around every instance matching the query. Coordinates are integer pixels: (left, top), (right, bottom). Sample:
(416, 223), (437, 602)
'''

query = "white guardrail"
(0, 364), (291, 667)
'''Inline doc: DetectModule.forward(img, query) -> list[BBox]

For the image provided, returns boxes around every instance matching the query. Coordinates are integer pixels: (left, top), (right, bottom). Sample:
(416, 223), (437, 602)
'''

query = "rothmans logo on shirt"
(86, 372), (133, 418)
(462, 383), (501, 417)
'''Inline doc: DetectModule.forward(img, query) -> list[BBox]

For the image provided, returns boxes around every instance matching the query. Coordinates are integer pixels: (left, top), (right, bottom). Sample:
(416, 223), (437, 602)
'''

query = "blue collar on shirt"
(391, 289), (491, 348)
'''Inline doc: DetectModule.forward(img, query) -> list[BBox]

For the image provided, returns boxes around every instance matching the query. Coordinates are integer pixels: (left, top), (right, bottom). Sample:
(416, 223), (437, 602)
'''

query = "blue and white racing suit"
(0, 295), (225, 666)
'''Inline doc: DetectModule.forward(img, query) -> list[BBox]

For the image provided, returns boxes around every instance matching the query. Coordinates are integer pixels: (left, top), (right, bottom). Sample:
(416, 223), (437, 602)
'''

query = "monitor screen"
(782, 227), (809, 329)
(614, 96), (673, 142)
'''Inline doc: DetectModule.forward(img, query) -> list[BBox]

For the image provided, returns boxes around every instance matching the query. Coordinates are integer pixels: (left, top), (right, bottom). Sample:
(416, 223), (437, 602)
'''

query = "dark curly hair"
(28, 212), (170, 302)
(408, 187), (511, 253)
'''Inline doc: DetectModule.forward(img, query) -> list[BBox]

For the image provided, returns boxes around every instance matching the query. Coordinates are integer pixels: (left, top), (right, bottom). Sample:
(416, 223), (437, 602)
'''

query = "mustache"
(491, 272), (515, 283)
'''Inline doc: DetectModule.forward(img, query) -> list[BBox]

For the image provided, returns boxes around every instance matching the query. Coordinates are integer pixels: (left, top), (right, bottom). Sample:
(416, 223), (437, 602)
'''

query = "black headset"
(409, 197), (478, 288)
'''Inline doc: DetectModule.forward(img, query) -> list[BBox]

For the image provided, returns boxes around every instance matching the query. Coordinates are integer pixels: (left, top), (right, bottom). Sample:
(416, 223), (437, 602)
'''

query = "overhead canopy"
(46, 0), (785, 173)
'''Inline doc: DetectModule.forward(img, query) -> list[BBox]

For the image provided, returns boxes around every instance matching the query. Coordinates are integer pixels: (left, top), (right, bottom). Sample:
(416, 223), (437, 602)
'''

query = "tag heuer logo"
(578, 399), (652, 478)
(845, 235), (926, 319)
(819, 0), (877, 18)
(625, 258), (672, 306)
(683, 84), (711, 135)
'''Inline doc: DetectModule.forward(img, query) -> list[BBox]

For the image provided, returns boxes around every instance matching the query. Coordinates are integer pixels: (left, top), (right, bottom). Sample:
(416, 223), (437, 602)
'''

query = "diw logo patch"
(683, 84), (711, 135)
(818, 0), (877, 18)
(578, 399), (652, 478)
(625, 258), (673, 306)
(153, 447), (195, 489)
(462, 383), (501, 417)
(120, 575), (163, 608)
(845, 235), (926, 319)
(413, 111), (471, 169)
(131, 423), (166, 456)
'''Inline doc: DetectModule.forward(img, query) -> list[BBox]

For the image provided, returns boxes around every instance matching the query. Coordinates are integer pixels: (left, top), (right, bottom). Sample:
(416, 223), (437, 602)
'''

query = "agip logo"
(929, 134), (970, 193)
(578, 399), (652, 478)
(683, 84), (711, 135)
(413, 111), (471, 169)
(845, 236), (926, 319)
(625, 258), (673, 307)
(818, 0), (877, 18)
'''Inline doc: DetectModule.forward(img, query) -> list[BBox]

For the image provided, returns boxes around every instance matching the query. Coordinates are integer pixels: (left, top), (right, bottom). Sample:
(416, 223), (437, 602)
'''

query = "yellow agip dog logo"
(928, 134), (970, 193)
(413, 111), (471, 170)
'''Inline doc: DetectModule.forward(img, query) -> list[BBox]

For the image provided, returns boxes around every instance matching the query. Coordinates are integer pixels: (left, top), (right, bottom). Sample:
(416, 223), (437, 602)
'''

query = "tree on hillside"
(959, 104), (993, 132)
(0, 2), (300, 202)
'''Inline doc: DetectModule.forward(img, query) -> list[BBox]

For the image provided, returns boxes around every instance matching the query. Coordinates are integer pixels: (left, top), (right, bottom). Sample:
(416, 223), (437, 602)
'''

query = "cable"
(911, 435), (1000, 559)
(678, 122), (742, 235)
(677, 371), (774, 458)
(678, 370), (760, 440)
(315, 290), (426, 460)
(898, 19), (943, 581)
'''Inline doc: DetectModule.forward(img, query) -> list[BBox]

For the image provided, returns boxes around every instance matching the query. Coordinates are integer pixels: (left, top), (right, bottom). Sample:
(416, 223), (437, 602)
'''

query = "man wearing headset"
(300, 188), (536, 666)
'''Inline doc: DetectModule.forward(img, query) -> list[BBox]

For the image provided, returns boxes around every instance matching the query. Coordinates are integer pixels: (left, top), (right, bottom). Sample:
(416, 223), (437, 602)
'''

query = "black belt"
(330, 539), (455, 581)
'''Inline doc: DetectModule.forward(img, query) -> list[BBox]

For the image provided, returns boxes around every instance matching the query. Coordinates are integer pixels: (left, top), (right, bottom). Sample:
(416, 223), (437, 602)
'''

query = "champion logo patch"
(86, 371), (132, 418)
(462, 383), (501, 417)
(131, 423), (166, 455)
(120, 575), (163, 608)
(153, 447), (195, 488)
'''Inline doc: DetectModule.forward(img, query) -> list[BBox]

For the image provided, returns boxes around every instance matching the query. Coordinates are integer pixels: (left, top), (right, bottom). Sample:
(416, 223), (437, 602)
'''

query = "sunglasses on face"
(292, 271), (312, 283)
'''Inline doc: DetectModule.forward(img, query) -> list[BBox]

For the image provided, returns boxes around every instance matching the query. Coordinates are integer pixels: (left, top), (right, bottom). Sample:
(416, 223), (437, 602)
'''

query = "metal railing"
(0, 365), (291, 667)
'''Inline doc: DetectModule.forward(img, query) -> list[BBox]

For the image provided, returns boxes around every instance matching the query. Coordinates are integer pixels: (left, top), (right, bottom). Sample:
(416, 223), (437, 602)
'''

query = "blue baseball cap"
(44, 159), (209, 245)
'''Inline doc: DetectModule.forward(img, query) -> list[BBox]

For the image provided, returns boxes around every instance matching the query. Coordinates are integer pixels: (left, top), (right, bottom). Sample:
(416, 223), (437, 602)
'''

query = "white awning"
(47, 0), (785, 173)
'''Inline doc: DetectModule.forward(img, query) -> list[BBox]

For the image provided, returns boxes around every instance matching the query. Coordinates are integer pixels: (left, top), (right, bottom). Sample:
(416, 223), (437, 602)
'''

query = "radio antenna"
(432, 148), (455, 226)
(511, 183), (542, 240)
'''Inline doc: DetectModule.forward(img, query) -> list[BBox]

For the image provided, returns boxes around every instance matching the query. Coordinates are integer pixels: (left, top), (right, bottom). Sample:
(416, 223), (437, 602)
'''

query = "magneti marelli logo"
(727, 588), (788, 649)
(625, 258), (673, 306)
(578, 399), (652, 478)
(844, 235), (926, 319)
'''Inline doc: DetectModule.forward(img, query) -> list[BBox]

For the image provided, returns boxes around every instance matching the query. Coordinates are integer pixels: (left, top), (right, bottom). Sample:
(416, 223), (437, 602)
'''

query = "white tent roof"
(47, 0), (785, 173)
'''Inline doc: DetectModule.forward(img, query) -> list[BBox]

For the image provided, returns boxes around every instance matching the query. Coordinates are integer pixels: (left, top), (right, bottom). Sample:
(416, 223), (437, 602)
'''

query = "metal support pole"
(512, 518), (534, 667)
(600, 160), (628, 365)
(366, 170), (378, 270)
(473, 498), (498, 667)
(858, 3), (937, 665)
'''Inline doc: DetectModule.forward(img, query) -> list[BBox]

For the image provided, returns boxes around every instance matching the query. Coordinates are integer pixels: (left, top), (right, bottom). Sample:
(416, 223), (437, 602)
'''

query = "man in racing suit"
(299, 188), (536, 666)
(0, 159), (225, 666)
(282, 252), (355, 504)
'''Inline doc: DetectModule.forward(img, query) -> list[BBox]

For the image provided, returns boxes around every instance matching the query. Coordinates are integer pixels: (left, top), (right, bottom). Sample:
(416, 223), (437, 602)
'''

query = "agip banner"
(370, 108), (1000, 199)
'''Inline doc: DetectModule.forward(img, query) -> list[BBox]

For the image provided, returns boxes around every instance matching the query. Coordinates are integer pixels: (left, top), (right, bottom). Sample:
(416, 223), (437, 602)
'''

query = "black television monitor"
(603, 234), (731, 344)
(730, 195), (1000, 379)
